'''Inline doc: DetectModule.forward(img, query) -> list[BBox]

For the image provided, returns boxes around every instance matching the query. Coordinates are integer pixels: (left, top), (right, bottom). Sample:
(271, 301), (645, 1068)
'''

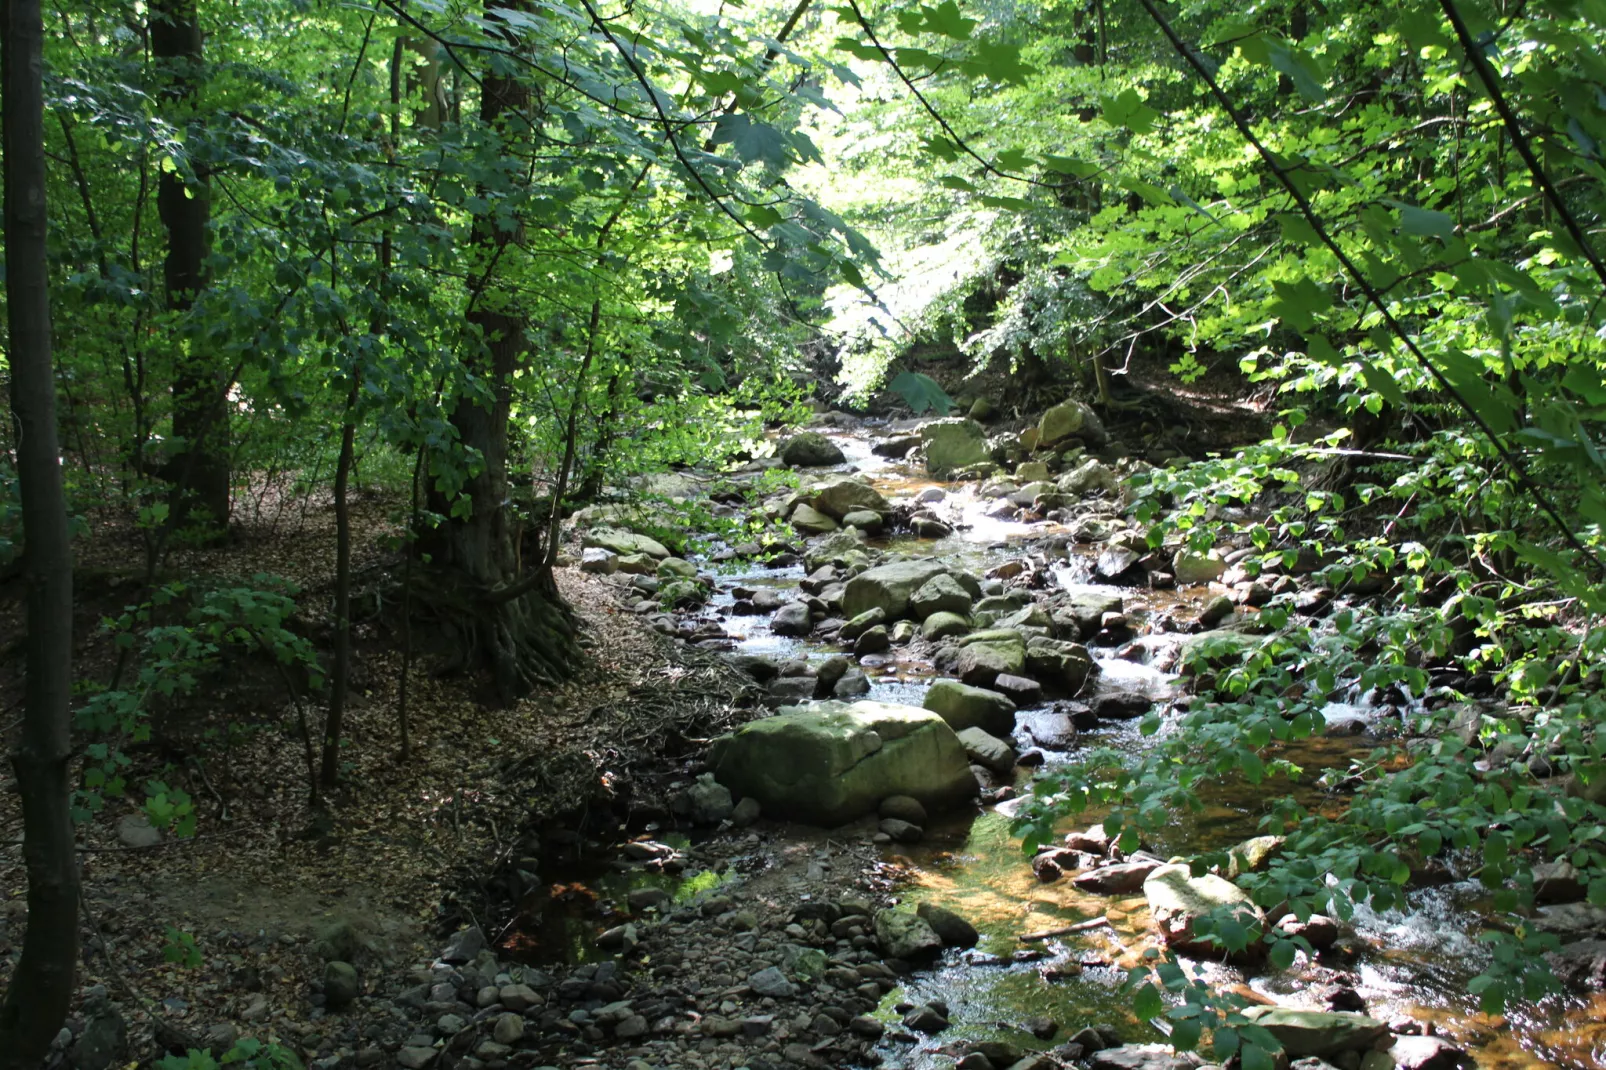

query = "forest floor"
(0, 371), (1302, 1070)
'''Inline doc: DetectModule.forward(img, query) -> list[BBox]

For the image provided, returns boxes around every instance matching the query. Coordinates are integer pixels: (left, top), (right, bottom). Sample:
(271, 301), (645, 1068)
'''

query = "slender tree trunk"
(152, 0), (228, 535)
(425, 7), (579, 704)
(322, 375), (359, 789)
(0, 1), (83, 1064)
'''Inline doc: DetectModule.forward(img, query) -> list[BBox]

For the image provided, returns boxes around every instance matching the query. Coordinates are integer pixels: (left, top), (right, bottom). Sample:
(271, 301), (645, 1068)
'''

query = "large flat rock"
(709, 700), (977, 826)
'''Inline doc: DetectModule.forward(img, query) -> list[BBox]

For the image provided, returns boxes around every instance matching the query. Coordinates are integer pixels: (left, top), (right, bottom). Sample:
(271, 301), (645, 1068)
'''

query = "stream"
(697, 425), (1606, 1070)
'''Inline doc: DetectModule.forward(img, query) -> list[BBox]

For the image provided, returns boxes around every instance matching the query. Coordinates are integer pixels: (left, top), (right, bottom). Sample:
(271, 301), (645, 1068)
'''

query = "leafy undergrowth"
(0, 490), (758, 1063)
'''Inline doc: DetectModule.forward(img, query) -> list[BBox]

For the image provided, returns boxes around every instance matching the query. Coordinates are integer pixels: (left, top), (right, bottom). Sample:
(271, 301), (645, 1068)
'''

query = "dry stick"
(1437, 0), (1606, 294)
(1134, 0), (1606, 583)
(1020, 916), (1111, 941)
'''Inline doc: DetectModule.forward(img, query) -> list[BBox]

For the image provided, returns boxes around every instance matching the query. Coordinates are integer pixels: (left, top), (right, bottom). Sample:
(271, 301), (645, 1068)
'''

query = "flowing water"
(698, 426), (1606, 1070)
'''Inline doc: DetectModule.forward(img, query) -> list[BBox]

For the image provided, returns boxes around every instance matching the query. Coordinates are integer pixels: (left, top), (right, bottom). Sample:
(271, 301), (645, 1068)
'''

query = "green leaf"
(1360, 362), (1406, 407)
(1101, 87), (1159, 133)
(922, 0), (977, 40)
(1132, 981), (1164, 1020)
(1266, 39), (1327, 100)
(1388, 200), (1456, 240)
(938, 175), (980, 192)
(1043, 155), (1099, 178)
(966, 40), (1034, 85)
(711, 113), (790, 168)
(890, 371), (955, 415)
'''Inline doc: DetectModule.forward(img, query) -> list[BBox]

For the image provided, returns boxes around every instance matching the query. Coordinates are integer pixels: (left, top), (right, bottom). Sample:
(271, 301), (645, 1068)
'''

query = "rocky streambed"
(360, 410), (1606, 1070)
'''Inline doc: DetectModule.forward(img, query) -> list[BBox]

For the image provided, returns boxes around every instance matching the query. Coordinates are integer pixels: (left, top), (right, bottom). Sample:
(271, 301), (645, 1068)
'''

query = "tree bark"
(0, 0), (84, 1063)
(425, 8), (579, 704)
(152, 0), (229, 535)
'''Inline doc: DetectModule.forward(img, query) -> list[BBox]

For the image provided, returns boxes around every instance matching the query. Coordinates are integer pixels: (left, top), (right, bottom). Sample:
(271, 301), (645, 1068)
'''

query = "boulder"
(685, 773), (734, 824)
(1227, 835), (1286, 878)
(922, 418), (990, 477)
(1019, 708), (1078, 749)
(791, 503), (839, 535)
(1534, 859), (1587, 903)
(1056, 458), (1117, 495)
(843, 559), (951, 620)
(924, 679), (1017, 735)
(854, 625), (891, 656)
(772, 602), (813, 637)
(874, 909), (944, 961)
(1087, 1046), (1194, 1070)
(922, 611), (971, 640)
(874, 434), (922, 458)
(803, 529), (868, 572)
(880, 794), (928, 824)
(911, 574), (974, 619)
(879, 817), (923, 842)
(615, 552), (656, 576)
(955, 637), (1026, 687)
(584, 528), (671, 559)
(1547, 937), (1606, 989)
(810, 476), (892, 520)
(1385, 1035), (1474, 1070)
(1037, 399), (1107, 448)
(957, 726), (1017, 775)
(1025, 637), (1096, 692)
(580, 547), (619, 574)
(1237, 1007), (1390, 1058)
(916, 902), (979, 948)
(781, 431), (846, 467)
(842, 510), (884, 532)
(988, 673), (1042, 706)
(1015, 461), (1052, 482)
(1173, 548), (1227, 584)
(1072, 860), (1162, 894)
(840, 607), (887, 641)
(1096, 546), (1143, 580)
(708, 700), (977, 825)
(1053, 592), (1124, 639)
(1143, 863), (1261, 955)
(323, 960), (360, 1008)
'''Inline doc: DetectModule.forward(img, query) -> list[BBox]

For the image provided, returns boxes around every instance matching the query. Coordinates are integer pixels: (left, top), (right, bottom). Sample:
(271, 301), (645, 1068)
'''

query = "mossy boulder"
(585, 528), (671, 559)
(791, 503), (839, 535)
(708, 700), (977, 826)
(809, 476), (892, 520)
(781, 431), (846, 467)
(1037, 399), (1107, 448)
(921, 418), (990, 477)
(910, 573), (974, 619)
(923, 679), (1016, 735)
(1237, 1008), (1390, 1058)
(843, 559), (952, 620)
(1143, 863), (1262, 957)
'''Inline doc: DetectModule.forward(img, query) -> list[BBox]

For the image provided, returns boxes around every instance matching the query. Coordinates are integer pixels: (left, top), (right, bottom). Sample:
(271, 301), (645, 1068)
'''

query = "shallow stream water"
(699, 427), (1605, 1070)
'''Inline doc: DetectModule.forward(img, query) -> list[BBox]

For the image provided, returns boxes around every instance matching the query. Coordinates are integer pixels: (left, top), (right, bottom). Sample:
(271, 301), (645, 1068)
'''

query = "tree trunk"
(425, 10), (579, 705)
(321, 375), (359, 789)
(152, 0), (229, 535)
(0, 1), (83, 1063)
